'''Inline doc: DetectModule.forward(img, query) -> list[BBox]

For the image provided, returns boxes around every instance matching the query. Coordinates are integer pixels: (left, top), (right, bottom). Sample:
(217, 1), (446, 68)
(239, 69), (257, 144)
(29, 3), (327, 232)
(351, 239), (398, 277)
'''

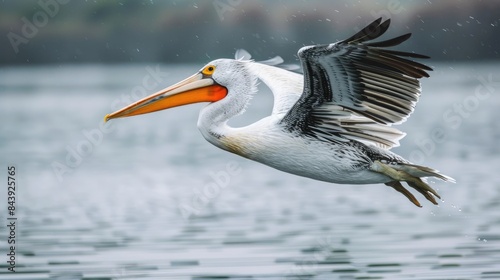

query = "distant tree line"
(1, 1), (498, 65)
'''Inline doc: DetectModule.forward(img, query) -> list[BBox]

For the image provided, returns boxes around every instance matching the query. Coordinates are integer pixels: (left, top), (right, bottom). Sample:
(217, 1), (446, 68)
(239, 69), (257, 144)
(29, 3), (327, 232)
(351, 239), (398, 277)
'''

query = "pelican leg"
(407, 180), (439, 205)
(372, 161), (441, 206)
(385, 181), (422, 207)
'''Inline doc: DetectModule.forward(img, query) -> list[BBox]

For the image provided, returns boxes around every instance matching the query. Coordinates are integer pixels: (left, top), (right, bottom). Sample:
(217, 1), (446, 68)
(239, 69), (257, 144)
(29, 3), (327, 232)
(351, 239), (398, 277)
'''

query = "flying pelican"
(105, 18), (454, 207)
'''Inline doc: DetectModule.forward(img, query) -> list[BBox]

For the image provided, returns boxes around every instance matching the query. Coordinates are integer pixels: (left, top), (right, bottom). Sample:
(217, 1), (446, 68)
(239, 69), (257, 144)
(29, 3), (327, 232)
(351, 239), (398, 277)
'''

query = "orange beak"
(104, 73), (227, 122)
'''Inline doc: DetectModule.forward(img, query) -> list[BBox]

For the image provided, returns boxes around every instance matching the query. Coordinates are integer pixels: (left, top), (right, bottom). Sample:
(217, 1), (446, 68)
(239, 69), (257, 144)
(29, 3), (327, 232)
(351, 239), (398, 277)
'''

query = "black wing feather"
(365, 33), (411, 47)
(341, 18), (390, 44)
(379, 49), (430, 59)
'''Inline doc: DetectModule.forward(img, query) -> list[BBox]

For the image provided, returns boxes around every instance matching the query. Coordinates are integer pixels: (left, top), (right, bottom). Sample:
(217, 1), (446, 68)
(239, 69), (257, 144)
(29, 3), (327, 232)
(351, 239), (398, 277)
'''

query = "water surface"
(0, 63), (499, 279)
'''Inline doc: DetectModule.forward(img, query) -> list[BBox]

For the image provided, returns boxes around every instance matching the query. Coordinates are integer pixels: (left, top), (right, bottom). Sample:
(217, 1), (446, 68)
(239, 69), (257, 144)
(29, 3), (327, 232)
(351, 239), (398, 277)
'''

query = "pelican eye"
(202, 65), (216, 76)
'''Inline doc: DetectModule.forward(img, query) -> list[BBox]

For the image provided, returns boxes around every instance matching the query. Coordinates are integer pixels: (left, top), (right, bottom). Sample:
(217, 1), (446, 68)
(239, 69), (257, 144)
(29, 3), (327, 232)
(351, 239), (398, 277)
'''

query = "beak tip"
(104, 114), (111, 123)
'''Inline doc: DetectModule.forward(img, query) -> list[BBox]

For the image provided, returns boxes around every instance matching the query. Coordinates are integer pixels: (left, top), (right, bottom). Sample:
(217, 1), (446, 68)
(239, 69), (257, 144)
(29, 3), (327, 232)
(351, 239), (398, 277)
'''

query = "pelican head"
(105, 59), (259, 121)
(105, 59), (260, 149)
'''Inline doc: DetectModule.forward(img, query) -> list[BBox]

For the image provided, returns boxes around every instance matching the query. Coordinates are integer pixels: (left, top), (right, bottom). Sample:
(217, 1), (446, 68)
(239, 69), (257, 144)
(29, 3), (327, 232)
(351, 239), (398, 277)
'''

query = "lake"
(0, 62), (499, 279)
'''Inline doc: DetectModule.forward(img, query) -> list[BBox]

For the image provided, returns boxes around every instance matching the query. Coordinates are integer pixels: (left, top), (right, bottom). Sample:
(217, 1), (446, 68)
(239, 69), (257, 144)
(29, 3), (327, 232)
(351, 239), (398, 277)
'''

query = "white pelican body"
(106, 18), (454, 207)
(198, 62), (390, 185)
(218, 121), (392, 185)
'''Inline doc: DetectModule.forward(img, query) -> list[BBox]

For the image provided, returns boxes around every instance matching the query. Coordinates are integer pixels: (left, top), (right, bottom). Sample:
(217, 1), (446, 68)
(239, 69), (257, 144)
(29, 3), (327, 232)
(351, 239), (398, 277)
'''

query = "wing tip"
(234, 49), (252, 61)
(341, 17), (392, 44)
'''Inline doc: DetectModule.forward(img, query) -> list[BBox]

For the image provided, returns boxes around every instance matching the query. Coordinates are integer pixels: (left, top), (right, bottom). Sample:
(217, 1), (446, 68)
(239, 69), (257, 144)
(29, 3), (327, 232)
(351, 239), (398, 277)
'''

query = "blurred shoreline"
(1, 0), (499, 65)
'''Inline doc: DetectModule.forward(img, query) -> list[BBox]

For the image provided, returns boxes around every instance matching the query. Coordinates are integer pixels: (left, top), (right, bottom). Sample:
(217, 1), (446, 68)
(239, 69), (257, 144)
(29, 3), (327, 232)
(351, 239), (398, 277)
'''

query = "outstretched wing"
(280, 18), (431, 149)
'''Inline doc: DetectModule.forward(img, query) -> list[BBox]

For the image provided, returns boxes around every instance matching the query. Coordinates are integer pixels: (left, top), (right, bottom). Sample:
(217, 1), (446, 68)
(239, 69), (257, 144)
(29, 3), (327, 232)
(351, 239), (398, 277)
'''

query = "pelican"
(105, 18), (454, 207)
